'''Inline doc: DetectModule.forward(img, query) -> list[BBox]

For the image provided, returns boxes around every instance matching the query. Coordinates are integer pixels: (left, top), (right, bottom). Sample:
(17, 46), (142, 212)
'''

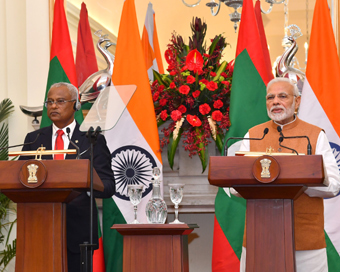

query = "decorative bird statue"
(275, 36), (305, 83)
(275, 25), (305, 90)
(79, 31), (115, 103)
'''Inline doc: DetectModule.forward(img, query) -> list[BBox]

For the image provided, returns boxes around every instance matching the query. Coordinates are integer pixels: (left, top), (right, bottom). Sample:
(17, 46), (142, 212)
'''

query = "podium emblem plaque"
(19, 160), (47, 188)
(260, 158), (271, 178)
(252, 155), (280, 183)
(27, 164), (39, 183)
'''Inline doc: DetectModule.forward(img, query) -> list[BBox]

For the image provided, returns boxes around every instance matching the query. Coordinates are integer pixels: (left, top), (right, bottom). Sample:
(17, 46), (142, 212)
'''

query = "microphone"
(66, 127), (80, 159)
(278, 136), (298, 155)
(277, 126), (312, 155)
(0, 132), (41, 151)
(224, 128), (269, 156)
(93, 126), (102, 138)
(277, 125), (284, 137)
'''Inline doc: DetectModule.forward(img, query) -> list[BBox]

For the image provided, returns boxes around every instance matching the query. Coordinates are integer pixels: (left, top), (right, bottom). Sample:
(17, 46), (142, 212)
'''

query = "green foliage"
(0, 98), (16, 271)
(0, 99), (14, 161)
(0, 239), (16, 271)
(167, 128), (183, 170)
(0, 99), (14, 124)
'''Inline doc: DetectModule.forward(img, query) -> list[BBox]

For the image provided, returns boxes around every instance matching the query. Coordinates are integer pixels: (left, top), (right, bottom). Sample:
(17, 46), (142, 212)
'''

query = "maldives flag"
(41, 0), (83, 127)
(102, 0), (162, 271)
(213, 0), (272, 271)
(298, 0), (340, 270)
(141, 2), (164, 80)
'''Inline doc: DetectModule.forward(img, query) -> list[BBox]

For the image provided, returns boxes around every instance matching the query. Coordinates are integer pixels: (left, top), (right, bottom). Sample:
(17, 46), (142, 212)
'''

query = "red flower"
(203, 53), (210, 58)
(165, 49), (174, 64)
(186, 97), (195, 108)
(167, 64), (175, 71)
(206, 81), (218, 91)
(187, 75), (196, 84)
(213, 100), (223, 109)
(181, 65), (188, 72)
(171, 110), (182, 121)
(227, 60), (235, 73)
(178, 105), (187, 113)
(179, 85), (190, 95)
(199, 104), (211, 115)
(187, 114), (202, 127)
(170, 71), (176, 76)
(160, 110), (168, 121)
(212, 110), (223, 121)
(170, 82), (176, 89)
(159, 99), (167, 106)
(222, 81), (230, 87)
(158, 85), (165, 92)
(192, 90), (201, 98)
(185, 49), (204, 75)
(153, 92), (160, 101)
(221, 72), (228, 78)
(199, 79), (208, 85)
(210, 71), (216, 77)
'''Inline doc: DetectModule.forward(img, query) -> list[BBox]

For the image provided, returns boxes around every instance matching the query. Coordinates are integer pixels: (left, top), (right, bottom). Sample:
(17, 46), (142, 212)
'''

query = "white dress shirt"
(52, 119), (76, 159)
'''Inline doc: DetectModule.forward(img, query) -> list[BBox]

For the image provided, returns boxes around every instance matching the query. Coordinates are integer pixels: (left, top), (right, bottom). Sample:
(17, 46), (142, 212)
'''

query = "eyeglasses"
(266, 93), (297, 102)
(44, 99), (75, 107)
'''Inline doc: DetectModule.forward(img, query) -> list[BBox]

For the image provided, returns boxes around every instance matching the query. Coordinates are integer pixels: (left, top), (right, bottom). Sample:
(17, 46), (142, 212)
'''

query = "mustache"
(270, 105), (285, 112)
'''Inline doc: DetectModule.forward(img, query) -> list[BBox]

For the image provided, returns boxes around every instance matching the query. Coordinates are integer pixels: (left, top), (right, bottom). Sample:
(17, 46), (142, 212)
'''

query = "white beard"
(267, 100), (295, 123)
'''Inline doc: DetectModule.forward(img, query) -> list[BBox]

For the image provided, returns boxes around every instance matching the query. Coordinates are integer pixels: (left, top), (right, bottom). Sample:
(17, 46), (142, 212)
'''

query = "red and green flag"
(41, 0), (83, 128)
(212, 0), (273, 270)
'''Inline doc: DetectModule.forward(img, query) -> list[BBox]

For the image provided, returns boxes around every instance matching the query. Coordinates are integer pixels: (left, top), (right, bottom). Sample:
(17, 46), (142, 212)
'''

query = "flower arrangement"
(151, 18), (234, 172)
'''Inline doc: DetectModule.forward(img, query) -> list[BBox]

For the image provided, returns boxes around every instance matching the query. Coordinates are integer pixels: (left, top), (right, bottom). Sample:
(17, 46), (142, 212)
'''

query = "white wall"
(0, 1), (49, 270)
(0, 0), (50, 148)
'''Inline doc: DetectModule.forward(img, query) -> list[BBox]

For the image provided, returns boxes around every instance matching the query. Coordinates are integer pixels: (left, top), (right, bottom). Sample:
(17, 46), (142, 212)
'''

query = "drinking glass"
(168, 184), (185, 224)
(127, 184), (143, 224)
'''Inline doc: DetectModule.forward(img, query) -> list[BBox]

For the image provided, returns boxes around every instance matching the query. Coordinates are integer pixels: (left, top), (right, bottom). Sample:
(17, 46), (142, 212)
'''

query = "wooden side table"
(112, 224), (198, 272)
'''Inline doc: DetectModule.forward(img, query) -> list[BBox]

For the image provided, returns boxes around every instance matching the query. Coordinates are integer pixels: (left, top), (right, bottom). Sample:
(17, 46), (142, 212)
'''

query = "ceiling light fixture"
(182, 0), (286, 32)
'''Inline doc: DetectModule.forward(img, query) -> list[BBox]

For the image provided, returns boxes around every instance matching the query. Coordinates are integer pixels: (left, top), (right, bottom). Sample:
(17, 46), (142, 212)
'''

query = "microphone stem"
(279, 142), (299, 155)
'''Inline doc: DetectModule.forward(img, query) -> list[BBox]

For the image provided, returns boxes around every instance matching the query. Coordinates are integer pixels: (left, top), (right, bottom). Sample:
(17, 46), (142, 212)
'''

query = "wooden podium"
(112, 224), (198, 272)
(208, 155), (324, 272)
(0, 159), (103, 272)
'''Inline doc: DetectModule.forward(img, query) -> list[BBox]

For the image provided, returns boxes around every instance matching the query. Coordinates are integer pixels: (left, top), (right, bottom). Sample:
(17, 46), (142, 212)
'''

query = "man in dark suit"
(19, 82), (115, 272)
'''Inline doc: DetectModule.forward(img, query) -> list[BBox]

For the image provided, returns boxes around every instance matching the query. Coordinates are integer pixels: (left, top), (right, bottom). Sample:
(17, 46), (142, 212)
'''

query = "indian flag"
(141, 2), (164, 81)
(102, 0), (162, 271)
(212, 0), (272, 270)
(298, 0), (340, 270)
(41, 0), (83, 127)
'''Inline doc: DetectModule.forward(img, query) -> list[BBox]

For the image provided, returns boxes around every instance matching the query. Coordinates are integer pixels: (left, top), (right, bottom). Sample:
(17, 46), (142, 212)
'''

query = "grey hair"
(48, 82), (78, 100)
(266, 77), (300, 97)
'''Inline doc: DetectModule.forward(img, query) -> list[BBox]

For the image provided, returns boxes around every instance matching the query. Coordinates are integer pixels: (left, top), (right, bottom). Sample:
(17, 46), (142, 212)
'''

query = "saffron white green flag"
(298, 0), (340, 270)
(141, 2), (164, 81)
(102, 0), (162, 271)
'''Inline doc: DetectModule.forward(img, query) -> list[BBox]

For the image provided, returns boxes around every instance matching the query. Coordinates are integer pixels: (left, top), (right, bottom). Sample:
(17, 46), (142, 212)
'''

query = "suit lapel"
(40, 126), (53, 160)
